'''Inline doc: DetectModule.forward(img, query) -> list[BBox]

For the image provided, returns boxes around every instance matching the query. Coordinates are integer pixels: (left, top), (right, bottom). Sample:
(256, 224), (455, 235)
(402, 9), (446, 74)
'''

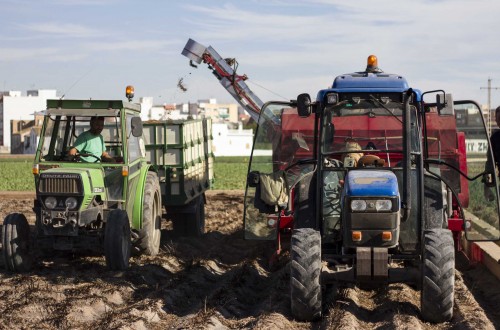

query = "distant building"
(139, 97), (191, 121)
(139, 98), (240, 124)
(10, 116), (44, 154)
(26, 127), (42, 154)
(0, 90), (57, 153)
(197, 99), (239, 123)
(212, 122), (253, 156)
(139, 97), (253, 156)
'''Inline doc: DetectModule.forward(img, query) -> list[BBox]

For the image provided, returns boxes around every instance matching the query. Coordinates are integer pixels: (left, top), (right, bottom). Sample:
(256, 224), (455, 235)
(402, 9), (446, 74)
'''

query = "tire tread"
(290, 228), (322, 321)
(421, 229), (455, 323)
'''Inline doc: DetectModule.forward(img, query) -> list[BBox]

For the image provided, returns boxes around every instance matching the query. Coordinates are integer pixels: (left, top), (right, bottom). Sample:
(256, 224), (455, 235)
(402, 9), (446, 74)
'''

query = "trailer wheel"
(290, 228), (322, 321)
(186, 194), (205, 237)
(104, 209), (131, 270)
(137, 172), (162, 255)
(421, 228), (454, 323)
(2, 213), (32, 272)
(172, 194), (205, 237)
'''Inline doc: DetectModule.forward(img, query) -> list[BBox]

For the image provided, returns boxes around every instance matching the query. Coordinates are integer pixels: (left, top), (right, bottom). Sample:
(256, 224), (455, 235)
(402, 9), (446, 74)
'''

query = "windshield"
(330, 99), (403, 117)
(39, 115), (122, 162)
(321, 98), (418, 167)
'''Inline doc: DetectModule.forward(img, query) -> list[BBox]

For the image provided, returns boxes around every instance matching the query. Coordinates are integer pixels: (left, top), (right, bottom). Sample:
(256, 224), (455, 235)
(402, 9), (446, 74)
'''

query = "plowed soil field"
(1, 191), (500, 329)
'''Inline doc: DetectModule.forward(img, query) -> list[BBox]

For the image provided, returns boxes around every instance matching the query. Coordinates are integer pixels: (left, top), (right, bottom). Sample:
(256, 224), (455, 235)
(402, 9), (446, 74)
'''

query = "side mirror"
(437, 93), (454, 116)
(131, 116), (143, 137)
(297, 93), (312, 118)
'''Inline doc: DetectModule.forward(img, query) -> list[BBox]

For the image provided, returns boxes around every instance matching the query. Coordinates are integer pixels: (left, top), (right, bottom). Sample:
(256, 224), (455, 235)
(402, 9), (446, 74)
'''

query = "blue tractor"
(243, 55), (500, 322)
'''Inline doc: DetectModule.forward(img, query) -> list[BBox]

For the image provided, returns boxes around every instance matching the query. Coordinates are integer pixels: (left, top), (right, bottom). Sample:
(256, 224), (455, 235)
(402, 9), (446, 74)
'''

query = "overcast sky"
(2, 0), (500, 109)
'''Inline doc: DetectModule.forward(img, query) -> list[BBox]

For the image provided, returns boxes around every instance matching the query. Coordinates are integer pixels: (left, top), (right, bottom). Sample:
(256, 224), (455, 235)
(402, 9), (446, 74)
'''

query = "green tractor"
(2, 93), (212, 271)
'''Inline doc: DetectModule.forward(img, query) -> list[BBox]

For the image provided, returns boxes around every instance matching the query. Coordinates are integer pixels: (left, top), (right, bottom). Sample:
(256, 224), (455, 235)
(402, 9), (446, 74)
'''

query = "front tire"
(137, 172), (162, 255)
(2, 213), (32, 272)
(421, 228), (455, 323)
(290, 228), (322, 321)
(104, 209), (131, 270)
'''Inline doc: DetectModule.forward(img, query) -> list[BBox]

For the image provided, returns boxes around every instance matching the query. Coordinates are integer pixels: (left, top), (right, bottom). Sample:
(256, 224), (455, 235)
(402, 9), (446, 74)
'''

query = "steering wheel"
(68, 153), (101, 163)
(324, 157), (343, 168)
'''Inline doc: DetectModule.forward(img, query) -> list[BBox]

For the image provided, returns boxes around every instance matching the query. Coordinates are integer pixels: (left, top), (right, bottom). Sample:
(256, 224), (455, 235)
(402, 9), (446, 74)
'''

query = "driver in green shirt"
(68, 116), (115, 162)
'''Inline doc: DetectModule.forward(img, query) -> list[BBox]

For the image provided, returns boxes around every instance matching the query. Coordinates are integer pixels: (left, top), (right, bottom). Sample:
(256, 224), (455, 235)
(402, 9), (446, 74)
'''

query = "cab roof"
(332, 72), (409, 91)
(316, 72), (422, 102)
(45, 99), (141, 116)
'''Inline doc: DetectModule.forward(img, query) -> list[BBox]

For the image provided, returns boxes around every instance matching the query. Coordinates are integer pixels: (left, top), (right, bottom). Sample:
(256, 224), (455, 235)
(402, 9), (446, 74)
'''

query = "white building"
(198, 98), (239, 123)
(0, 90), (58, 153)
(212, 122), (253, 156)
(139, 98), (240, 123)
(139, 98), (253, 156)
(139, 97), (190, 122)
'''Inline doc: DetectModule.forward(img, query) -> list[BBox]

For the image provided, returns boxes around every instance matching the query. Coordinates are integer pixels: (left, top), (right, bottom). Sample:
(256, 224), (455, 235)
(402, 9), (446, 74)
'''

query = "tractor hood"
(344, 170), (399, 197)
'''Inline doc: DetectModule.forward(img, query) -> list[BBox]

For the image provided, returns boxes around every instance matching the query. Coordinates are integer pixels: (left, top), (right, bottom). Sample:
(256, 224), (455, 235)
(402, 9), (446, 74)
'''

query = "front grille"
(39, 175), (82, 194)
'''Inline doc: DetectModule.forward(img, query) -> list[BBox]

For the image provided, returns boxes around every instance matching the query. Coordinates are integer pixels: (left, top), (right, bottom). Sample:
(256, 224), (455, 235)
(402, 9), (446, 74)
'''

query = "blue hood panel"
(345, 170), (399, 197)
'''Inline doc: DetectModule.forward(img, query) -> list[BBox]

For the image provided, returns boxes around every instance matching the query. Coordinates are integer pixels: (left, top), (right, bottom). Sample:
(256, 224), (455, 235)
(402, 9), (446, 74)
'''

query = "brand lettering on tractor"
(353, 177), (389, 185)
(41, 173), (80, 179)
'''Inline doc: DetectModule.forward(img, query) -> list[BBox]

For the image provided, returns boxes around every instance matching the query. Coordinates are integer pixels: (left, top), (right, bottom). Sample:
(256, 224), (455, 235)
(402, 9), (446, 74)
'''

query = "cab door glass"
(425, 99), (500, 240)
(101, 117), (122, 158)
(456, 102), (500, 240)
(126, 115), (143, 162)
(244, 102), (315, 240)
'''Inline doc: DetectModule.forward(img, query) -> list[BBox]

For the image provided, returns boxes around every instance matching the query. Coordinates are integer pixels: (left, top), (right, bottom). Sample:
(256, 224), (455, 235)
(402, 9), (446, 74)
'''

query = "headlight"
(65, 197), (78, 210)
(351, 200), (367, 211)
(44, 196), (57, 209)
(375, 199), (392, 211)
(350, 199), (393, 212)
(326, 93), (338, 104)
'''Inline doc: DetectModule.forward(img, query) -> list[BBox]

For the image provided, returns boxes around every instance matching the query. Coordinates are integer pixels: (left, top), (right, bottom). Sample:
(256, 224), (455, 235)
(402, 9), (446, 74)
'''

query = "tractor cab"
(244, 56), (500, 247)
(33, 99), (145, 204)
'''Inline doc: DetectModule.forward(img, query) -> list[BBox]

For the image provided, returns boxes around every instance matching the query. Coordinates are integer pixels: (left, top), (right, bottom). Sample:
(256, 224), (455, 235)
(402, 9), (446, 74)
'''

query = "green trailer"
(143, 118), (214, 236)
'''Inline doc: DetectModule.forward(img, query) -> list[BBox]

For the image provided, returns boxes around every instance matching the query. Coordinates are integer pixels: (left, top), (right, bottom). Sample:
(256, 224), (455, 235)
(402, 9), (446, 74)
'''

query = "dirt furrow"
(0, 192), (499, 329)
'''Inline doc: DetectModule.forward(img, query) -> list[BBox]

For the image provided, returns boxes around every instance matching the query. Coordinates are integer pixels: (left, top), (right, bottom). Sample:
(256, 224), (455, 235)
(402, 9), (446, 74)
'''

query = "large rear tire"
(290, 228), (322, 321)
(104, 209), (131, 270)
(172, 194), (205, 237)
(421, 228), (454, 323)
(137, 172), (162, 255)
(2, 213), (32, 272)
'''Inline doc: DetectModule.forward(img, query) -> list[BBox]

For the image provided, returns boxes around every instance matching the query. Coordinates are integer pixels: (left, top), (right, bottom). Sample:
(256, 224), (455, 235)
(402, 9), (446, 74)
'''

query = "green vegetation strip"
(0, 159), (34, 191)
(2, 157), (497, 222)
(0, 156), (249, 191)
(212, 157), (249, 190)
